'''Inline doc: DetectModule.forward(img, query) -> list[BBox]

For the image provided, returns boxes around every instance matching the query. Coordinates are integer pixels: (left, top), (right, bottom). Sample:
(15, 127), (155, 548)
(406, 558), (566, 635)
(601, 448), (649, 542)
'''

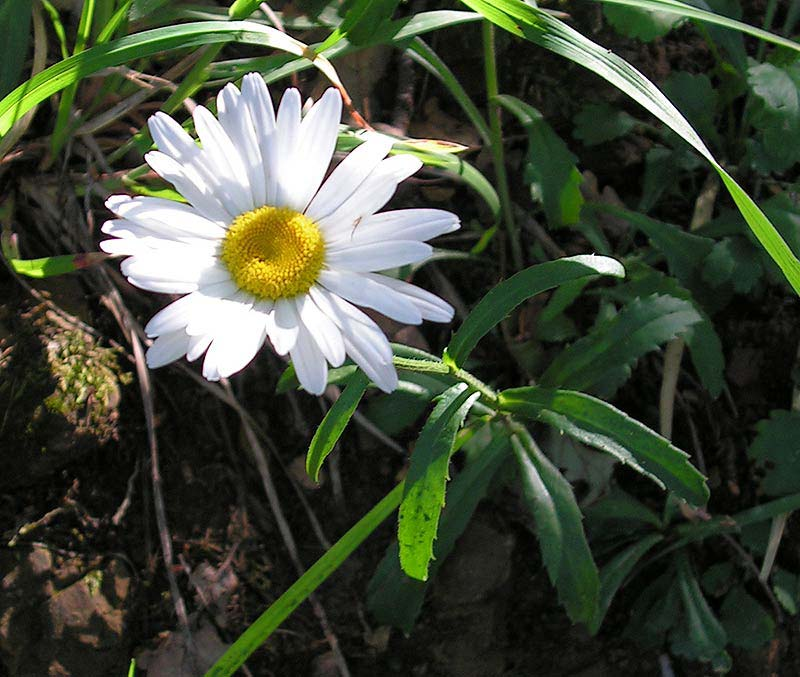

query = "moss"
(0, 303), (130, 487)
(40, 326), (131, 443)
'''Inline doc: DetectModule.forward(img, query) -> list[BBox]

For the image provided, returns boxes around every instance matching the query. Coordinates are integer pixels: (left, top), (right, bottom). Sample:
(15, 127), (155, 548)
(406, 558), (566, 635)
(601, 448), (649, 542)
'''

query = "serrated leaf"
(445, 255), (625, 368)
(365, 373), (448, 436)
(398, 383), (479, 581)
(604, 263), (725, 397)
(306, 370), (370, 481)
(499, 387), (709, 505)
(625, 572), (682, 648)
(495, 94), (584, 227)
(748, 410), (800, 497)
(747, 61), (800, 173)
(603, 3), (683, 41)
(541, 293), (703, 397)
(671, 553), (731, 670)
(720, 586), (775, 650)
(573, 102), (638, 145)
(367, 430), (511, 632)
(589, 533), (663, 633)
(512, 432), (599, 624)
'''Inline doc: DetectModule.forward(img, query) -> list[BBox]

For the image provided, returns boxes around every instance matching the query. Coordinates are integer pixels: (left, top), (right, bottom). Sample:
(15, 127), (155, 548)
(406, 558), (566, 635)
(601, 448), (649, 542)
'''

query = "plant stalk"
(482, 20), (523, 273)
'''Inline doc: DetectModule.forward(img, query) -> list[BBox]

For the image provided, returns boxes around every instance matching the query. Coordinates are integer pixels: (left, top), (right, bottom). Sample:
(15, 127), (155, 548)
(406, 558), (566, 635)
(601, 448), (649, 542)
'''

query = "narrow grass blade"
(0, 21), (341, 137)
(594, 0), (800, 54)
(460, 0), (800, 294)
(9, 252), (107, 278)
(206, 482), (405, 677)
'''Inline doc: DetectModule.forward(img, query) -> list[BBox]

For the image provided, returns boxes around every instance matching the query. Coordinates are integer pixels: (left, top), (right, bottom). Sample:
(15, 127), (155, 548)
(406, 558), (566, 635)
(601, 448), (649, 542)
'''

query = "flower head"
(100, 73), (459, 395)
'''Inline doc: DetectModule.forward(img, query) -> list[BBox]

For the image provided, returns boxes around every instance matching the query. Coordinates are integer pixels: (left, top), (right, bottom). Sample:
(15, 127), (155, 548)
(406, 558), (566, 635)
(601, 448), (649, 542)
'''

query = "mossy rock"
(0, 302), (130, 488)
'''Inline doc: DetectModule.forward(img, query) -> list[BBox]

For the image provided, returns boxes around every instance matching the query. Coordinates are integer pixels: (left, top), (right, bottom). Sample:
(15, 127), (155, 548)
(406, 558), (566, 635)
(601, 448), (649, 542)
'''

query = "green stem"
(206, 482), (405, 677)
(392, 356), (499, 405)
(482, 20), (523, 273)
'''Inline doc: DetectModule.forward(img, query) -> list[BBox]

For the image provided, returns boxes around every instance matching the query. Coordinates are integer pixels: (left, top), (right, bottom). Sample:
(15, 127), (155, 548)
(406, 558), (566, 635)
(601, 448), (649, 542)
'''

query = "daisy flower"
(100, 73), (459, 395)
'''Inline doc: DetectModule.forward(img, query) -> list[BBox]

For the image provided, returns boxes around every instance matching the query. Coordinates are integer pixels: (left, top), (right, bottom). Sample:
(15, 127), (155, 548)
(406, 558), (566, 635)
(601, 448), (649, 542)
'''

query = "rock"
(137, 618), (228, 677)
(0, 549), (132, 676)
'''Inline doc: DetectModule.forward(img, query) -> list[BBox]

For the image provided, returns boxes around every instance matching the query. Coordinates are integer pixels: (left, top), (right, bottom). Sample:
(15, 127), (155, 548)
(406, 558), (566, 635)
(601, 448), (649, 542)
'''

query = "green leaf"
(747, 61), (800, 173)
(367, 429), (511, 632)
(130, 0), (172, 20)
(662, 71), (719, 142)
(594, 0), (800, 55)
(589, 533), (663, 633)
(9, 252), (107, 278)
(603, 4), (682, 41)
(398, 383), (479, 581)
(585, 488), (664, 529)
(306, 370), (370, 482)
(541, 294), (703, 397)
(0, 21), (342, 138)
(207, 483), (404, 677)
(702, 236), (764, 293)
(499, 387), (709, 505)
(444, 255), (625, 368)
(319, 0), (399, 49)
(748, 410), (800, 497)
(512, 432), (599, 624)
(459, 0), (800, 295)
(720, 586), (775, 650)
(0, 0), (32, 99)
(626, 572), (681, 648)
(365, 373), (448, 436)
(573, 102), (638, 145)
(672, 553), (731, 670)
(603, 263), (724, 397)
(495, 94), (584, 227)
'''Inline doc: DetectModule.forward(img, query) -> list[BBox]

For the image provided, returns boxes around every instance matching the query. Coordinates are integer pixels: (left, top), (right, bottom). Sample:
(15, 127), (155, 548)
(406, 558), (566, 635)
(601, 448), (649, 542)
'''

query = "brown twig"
(223, 382), (351, 677)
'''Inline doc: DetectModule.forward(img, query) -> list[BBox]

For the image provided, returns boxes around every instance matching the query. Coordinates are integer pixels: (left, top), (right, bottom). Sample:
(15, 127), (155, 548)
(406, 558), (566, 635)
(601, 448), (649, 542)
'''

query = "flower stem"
(482, 20), (523, 273)
(392, 356), (498, 405)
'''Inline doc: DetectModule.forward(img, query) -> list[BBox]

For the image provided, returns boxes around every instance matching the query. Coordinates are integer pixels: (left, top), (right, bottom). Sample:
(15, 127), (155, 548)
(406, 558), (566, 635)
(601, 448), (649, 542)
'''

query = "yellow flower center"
(221, 206), (325, 300)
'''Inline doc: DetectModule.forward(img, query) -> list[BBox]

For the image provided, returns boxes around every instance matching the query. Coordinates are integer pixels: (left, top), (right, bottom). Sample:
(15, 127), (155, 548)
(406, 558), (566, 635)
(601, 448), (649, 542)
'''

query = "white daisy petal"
(273, 88), (302, 208)
(147, 114), (234, 222)
(145, 151), (232, 224)
(289, 88), (342, 212)
(241, 73), (278, 204)
(268, 298), (300, 355)
(203, 307), (268, 379)
(217, 82), (267, 207)
(309, 287), (397, 391)
(318, 269), (422, 324)
(295, 294), (345, 367)
(290, 322), (329, 395)
(330, 208), (459, 248)
(126, 277), (199, 294)
(366, 273), (455, 322)
(325, 241), (432, 272)
(187, 333), (213, 362)
(193, 105), (254, 214)
(105, 195), (227, 239)
(146, 330), (190, 369)
(305, 136), (395, 221)
(317, 154), (423, 238)
(145, 293), (203, 337)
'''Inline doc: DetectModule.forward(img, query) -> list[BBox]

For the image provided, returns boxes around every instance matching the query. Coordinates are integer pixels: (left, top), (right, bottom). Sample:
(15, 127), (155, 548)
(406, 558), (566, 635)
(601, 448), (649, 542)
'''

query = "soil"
(1, 1), (799, 676)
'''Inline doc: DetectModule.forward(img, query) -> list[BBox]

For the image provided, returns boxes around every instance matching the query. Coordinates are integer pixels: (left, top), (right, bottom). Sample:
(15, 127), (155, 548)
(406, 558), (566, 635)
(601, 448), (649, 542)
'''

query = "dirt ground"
(1, 2), (800, 675)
